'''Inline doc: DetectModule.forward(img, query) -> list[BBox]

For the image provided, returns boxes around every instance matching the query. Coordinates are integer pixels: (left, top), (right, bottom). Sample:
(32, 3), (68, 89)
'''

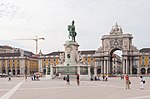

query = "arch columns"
(104, 58), (106, 75)
(94, 66), (97, 76)
(125, 57), (129, 74)
(100, 59), (104, 74)
(123, 58), (125, 74)
(88, 66), (91, 76)
(137, 57), (140, 75)
(123, 56), (129, 74)
(102, 57), (110, 75)
(130, 57), (133, 74)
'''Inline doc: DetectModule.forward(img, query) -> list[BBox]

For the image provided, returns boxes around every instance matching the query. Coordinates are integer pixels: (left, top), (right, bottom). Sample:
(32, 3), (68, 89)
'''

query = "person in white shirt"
(140, 76), (145, 90)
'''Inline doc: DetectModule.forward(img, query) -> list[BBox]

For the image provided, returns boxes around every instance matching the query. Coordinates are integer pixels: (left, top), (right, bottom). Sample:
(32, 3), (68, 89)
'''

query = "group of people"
(91, 75), (108, 81)
(64, 74), (146, 90)
(124, 75), (145, 90)
(63, 74), (80, 85)
(31, 74), (40, 81)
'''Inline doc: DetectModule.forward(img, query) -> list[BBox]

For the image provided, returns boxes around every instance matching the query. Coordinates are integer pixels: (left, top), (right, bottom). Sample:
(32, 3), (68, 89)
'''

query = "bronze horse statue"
(68, 20), (77, 42)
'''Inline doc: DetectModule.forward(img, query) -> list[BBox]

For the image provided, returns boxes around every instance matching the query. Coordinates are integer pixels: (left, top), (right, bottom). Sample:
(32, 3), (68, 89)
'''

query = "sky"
(0, 0), (150, 54)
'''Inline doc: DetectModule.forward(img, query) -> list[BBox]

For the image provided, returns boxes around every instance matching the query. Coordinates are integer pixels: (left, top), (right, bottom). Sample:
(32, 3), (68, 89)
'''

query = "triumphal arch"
(95, 23), (139, 75)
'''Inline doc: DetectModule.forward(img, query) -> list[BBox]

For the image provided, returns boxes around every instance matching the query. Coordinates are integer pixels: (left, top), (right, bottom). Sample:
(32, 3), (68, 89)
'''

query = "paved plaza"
(0, 76), (150, 99)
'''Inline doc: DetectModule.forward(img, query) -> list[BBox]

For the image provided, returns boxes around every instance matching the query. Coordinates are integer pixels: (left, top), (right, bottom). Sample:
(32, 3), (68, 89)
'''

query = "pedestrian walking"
(76, 74), (80, 85)
(31, 75), (34, 81)
(33, 74), (36, 81)
(66, 74), (70, 85)
(125, 74), (130, 89)
(140, 76), (145, 90)
(8, 75), (11, 81)
(102, 75), (105, 81)
(105, 75), (108, 81)
(58, 73), (61, 79)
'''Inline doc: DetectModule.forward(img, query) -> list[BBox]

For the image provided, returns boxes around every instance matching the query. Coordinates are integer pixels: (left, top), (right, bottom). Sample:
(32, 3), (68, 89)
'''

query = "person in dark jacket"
(76, 74), (80, 85)
(66, 74), (70, 85)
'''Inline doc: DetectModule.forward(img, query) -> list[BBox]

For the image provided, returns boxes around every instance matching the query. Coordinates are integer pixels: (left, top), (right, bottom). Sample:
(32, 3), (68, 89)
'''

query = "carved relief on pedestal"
(66, 45), (72, 52)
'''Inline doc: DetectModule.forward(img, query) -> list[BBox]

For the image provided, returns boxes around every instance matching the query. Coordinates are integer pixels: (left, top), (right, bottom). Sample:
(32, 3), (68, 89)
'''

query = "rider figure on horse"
(68, 20), (77, 42)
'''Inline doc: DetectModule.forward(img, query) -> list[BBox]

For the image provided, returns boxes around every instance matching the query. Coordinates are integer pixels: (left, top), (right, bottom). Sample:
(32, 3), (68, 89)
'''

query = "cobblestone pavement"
(0, 77), (150, 99)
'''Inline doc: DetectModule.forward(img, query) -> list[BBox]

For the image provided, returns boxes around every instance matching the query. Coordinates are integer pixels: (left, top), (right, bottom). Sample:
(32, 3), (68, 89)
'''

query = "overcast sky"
(0, 0), (150, 54)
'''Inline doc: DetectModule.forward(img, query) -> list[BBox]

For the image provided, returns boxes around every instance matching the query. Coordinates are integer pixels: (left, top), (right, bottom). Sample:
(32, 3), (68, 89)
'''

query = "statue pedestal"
(45, 66), (53, 79)
(63, 40), (79, 66)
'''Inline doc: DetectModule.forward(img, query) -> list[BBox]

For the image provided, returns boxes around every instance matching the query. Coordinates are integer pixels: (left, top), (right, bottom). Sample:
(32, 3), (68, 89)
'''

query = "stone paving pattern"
(0, 77), (150, 99)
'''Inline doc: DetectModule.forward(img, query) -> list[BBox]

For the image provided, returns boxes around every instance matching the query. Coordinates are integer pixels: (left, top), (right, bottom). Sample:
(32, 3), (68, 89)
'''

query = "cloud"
(0, 0), (150, 54)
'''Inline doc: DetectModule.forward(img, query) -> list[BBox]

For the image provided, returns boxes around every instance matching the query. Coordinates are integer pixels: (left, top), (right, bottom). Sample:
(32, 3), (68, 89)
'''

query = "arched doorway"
(110, 49), (123, 75)
(147, 68), (150, 74)
(97, 68), (101, 74)
(8, 69), (11, 75)
(132, 68), (137, 74)
(141, 68), (146, 74)
(17, 69), (20, 75)
(12, 69), (15, 75)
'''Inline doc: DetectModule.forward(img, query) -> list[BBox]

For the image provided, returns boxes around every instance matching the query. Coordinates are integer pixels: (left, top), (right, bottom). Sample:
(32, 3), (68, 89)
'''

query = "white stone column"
(146, 69), (148, 74)
(123, 58), (127, 74)
(126, 58), (129, 74)
(88, 66), (91, 77)
(122, 58), (125, 74)
(107, 59), (109, 74)
(104, 59), (106, 75)
(38, 58), (43, 72)
(77, 66), (80, 75)
(46, 66), (48, 75)
(137, 58), (140, 75)
(50, 66), (53, 79)
(94, 66), (97, 76)
(20, 58), (25, 75)
(130, 58), (133, 74)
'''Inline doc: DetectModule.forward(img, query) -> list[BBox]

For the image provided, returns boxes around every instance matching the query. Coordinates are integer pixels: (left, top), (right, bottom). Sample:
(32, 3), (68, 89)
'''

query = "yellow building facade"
(139, 55), (150, 74)
(0, 47), (38, 76)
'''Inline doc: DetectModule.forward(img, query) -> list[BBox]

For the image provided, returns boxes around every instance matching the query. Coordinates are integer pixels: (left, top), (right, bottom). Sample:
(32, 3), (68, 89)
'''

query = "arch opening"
(141, 68), (146, 74)
(110, 48), (123, 75)
(147, 68), (150, 74)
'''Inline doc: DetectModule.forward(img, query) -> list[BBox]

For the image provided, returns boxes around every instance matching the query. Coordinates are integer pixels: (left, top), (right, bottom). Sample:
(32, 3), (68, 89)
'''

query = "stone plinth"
(63, 40), (79, 66)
